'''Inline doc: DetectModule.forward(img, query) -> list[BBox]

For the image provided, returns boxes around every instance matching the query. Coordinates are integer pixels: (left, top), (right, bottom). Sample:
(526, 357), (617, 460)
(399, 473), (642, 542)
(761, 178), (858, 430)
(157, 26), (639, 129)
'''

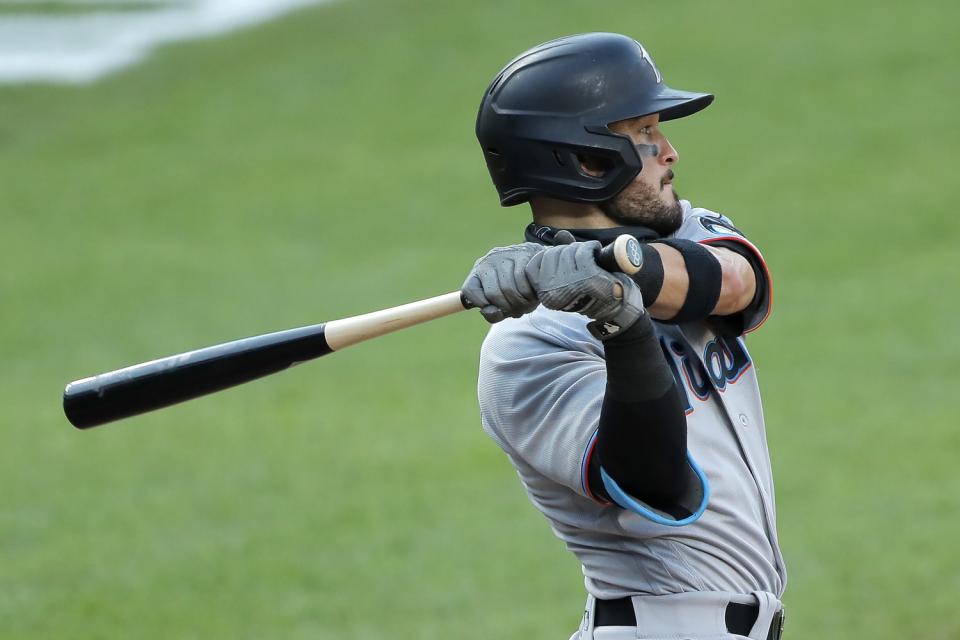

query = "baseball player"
(461, 34), (786, 640)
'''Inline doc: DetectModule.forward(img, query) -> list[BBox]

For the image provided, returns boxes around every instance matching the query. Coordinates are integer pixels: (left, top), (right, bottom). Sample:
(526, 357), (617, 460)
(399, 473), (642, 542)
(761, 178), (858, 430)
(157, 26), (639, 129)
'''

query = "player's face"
(601, 113), (683, 235)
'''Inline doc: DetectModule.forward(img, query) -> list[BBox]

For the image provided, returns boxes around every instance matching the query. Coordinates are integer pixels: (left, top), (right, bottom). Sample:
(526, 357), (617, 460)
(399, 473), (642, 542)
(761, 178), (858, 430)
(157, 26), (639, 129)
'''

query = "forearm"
(645, 243), (756, 320)
(590, 314), (690, 508)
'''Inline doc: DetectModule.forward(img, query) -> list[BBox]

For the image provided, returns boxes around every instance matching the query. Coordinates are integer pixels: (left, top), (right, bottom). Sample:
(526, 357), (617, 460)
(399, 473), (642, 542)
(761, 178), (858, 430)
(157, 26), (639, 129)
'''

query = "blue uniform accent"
(600, 453), (711, 527)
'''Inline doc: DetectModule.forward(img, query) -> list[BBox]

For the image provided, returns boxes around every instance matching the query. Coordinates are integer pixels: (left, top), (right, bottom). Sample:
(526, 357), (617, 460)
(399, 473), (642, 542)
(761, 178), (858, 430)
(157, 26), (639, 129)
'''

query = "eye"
(639, 125), (653, 136)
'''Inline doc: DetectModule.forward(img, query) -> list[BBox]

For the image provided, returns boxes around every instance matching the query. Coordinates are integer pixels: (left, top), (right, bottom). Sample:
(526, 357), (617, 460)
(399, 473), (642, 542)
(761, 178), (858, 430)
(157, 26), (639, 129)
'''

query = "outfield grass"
(1, 0), (958, 638)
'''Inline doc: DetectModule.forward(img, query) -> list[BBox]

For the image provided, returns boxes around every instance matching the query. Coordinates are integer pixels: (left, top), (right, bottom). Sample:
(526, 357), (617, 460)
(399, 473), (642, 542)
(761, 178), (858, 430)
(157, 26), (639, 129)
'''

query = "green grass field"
(2, 0), (958, 638)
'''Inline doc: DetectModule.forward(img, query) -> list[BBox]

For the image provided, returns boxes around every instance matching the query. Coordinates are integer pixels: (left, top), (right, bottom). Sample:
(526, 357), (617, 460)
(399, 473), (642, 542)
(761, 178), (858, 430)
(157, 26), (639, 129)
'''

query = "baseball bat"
(63, 236), (643, 429)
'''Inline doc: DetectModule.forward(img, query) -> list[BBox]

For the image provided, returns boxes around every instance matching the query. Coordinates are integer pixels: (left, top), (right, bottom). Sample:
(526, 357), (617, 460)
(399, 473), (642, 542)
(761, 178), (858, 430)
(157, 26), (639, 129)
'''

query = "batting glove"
(461, 242), (544, 323)
(524, 231), (645, 336)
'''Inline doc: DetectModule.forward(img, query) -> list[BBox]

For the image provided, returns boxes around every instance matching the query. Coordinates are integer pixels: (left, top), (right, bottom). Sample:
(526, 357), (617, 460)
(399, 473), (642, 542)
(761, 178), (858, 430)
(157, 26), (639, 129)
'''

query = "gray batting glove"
(524, 232), (644, 334)
(461, 242), (544, 323)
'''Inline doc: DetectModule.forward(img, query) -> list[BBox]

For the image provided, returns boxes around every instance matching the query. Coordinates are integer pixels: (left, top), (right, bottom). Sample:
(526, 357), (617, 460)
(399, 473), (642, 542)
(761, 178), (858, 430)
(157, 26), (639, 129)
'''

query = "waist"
(574, 530), (785, 597)
(592, 591), (785, 640)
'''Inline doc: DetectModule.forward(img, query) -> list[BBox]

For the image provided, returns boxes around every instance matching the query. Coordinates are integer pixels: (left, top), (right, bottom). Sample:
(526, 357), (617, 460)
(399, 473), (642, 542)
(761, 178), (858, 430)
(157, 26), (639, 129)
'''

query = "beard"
(600, 177), (683, 236)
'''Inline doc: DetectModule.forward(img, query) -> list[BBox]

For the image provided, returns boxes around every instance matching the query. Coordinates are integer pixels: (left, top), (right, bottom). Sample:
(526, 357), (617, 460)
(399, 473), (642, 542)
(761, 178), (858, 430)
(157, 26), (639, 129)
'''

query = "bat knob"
(596, 235), (643, 275)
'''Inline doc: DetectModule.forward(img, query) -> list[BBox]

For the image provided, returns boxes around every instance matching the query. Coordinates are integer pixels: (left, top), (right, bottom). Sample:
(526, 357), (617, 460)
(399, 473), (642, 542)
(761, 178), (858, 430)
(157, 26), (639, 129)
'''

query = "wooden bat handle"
(324, 291), (467, 350)
(288, 234), (643, 352)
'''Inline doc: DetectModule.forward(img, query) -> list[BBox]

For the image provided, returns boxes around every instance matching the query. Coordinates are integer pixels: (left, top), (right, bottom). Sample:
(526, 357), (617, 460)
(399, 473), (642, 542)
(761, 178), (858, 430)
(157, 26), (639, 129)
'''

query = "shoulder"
(673, 199), (766, 279)
(673, 200), (748, 243)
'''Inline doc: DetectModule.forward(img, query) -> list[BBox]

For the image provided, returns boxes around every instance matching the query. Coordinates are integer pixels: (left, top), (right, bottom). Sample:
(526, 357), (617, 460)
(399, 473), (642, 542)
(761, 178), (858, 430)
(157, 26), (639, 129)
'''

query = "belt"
(595, 596), (786, 640)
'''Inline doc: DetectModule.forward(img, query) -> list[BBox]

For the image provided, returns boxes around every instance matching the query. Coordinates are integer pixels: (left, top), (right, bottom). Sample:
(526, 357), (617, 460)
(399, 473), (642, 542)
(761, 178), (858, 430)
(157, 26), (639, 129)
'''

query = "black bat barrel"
(63, 324), (333, 429)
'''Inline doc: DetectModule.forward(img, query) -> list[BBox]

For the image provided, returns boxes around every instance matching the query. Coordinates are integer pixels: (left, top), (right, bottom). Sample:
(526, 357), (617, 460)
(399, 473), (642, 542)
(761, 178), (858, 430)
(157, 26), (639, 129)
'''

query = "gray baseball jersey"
(477, 200), (786, 599)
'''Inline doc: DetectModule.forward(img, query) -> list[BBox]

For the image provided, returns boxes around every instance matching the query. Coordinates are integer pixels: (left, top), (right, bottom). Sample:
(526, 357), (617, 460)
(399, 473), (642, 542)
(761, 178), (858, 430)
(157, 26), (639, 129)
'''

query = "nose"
(659, 134), (679, 166)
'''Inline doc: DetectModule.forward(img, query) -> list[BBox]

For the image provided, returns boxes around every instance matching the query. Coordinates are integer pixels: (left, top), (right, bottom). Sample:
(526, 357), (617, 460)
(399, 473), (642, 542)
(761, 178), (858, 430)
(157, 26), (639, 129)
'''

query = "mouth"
(660, 170), (675, 189)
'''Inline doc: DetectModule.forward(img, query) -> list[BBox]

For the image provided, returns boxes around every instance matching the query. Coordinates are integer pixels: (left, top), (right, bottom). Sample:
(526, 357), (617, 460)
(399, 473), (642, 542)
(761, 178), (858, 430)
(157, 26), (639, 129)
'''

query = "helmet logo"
(638, 44), (662, 84)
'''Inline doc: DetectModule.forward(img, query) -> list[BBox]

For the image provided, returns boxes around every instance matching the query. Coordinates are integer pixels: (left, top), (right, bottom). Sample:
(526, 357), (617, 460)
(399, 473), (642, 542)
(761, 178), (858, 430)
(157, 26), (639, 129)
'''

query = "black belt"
(594, 597), (785, 640)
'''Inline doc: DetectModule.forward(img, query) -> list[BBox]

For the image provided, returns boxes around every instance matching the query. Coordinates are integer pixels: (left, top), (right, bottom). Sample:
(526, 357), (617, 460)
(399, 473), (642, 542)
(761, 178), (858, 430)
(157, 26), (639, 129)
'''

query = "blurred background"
(1, 0), (957, 638)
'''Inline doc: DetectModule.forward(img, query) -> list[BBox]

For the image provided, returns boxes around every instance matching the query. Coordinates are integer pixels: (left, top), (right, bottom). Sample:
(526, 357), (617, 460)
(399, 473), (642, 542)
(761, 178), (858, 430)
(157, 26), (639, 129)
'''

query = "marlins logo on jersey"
(697, 215), (744, 237)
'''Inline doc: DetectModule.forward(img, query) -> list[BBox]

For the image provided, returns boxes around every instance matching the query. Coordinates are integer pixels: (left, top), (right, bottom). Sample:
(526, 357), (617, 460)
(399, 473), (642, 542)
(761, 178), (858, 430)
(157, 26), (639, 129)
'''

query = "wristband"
(631, 243), (665, 305)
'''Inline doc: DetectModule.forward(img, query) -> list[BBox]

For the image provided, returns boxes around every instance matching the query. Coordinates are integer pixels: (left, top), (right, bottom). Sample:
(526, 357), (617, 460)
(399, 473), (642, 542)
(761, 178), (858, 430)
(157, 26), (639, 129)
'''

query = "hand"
(461, 242), (544, 323)
(524, 231), (644, 333)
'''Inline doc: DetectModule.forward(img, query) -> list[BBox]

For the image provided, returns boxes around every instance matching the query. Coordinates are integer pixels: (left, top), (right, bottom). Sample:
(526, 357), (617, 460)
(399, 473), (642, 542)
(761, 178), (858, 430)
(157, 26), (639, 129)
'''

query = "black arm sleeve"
(586, 314), (691, 512)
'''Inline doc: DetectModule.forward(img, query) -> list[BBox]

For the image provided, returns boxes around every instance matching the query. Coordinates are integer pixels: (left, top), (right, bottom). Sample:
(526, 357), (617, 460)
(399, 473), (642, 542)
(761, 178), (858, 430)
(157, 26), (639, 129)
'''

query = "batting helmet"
(476, 33), (714, 206)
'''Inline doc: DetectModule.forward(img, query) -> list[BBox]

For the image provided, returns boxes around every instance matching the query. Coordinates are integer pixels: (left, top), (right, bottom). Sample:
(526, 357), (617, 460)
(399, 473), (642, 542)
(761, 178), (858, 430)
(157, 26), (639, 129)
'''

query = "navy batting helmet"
(476, 33), (713, 206)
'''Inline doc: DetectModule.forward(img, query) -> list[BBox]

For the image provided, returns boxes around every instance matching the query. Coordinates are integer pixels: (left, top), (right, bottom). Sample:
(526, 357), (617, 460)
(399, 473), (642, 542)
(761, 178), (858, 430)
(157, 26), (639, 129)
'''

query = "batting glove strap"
(585, 273), (645, 339)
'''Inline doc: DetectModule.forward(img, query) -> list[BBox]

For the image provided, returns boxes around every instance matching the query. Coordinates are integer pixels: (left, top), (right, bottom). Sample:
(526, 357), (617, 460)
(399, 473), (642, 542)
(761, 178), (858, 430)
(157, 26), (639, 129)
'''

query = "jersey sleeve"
(478, 312), (607, 500)
(673, 201), (773, 334)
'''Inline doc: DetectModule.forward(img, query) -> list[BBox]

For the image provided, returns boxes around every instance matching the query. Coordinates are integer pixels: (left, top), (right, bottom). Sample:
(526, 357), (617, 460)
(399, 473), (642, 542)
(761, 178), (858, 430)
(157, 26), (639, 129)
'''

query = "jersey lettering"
(661, 338), (710, 413)
(660, 334), (752, 413)
(703, 335), (751, 390)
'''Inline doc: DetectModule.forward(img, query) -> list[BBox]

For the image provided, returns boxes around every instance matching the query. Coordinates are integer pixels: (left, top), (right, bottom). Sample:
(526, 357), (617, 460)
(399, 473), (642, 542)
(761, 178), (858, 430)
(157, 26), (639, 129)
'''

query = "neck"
(530, 196), (617, 229)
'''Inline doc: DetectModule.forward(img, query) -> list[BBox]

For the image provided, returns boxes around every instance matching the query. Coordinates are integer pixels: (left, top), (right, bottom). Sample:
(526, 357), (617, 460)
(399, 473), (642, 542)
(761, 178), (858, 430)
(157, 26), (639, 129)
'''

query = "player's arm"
(583, 313), (707, 522)
(645, 244), (755, 318)
(523, 238), (708, 524)
(464, 236), (708, 524)
(631, 234), (771, 335)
